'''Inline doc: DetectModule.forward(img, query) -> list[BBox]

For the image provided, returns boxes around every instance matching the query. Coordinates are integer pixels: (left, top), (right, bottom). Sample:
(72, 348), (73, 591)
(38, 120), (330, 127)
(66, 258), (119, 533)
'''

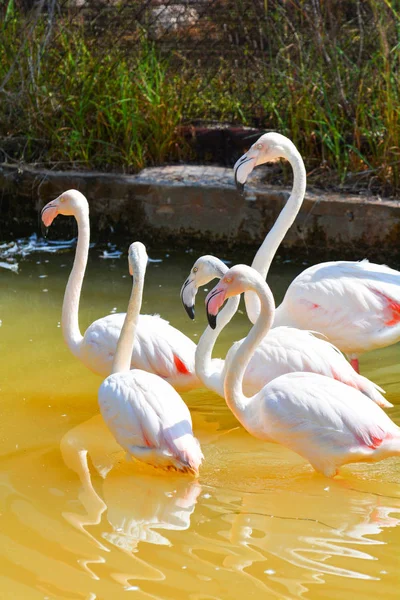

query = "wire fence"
(1, 1), (400, 192)
(4, 0), (392, 120)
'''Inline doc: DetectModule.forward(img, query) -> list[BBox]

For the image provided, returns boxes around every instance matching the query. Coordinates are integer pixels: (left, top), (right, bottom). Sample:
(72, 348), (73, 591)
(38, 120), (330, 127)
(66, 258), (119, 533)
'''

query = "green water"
(0, 245), (399, 599)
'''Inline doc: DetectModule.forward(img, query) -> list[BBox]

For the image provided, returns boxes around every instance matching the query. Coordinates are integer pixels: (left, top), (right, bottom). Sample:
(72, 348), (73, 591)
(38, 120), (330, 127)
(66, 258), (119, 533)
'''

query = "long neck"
(112, 264), (145, 374)
(195, 296), (240, 397)
(61, 208), (90, 357)
(245, 147), (306, 324)
(225, 278), (275, 424)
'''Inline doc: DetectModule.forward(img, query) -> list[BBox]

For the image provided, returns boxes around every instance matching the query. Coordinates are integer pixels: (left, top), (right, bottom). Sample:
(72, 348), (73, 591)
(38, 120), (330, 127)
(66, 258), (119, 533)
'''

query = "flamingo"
(205, 265), (400, 477)
(41, 190), (200, 391)
(234, 132), (400, 373)
(181, 255), (391, 406)
(98, 242), (203, 475)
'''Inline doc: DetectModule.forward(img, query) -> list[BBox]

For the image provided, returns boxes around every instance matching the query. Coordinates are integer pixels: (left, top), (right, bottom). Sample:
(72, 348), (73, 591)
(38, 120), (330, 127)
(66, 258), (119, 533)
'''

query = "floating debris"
(99, 242), (124, 259)
(0, 233), (77, 263)
(0, 261), (18, 273)
(100, 249), (123, 259)
(100, 242), (123, 259)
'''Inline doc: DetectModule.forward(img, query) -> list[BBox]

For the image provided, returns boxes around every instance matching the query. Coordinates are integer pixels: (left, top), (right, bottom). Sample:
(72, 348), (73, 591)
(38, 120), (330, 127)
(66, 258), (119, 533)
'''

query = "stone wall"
(1, 163), (399, 262)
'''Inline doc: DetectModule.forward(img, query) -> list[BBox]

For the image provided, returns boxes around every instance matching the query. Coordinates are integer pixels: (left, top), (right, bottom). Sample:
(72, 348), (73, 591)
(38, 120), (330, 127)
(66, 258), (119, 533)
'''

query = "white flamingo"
(234, 132), (400, 373)
(181, 255), (391, 406)
(41, 190), (200, 391)
(98, 242), (203, 475)
(205, 265), (400, 478)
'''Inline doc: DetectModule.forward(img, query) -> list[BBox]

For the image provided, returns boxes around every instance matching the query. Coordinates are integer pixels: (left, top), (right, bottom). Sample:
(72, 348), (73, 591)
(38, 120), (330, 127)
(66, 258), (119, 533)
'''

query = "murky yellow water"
(1, 246), (400, 599)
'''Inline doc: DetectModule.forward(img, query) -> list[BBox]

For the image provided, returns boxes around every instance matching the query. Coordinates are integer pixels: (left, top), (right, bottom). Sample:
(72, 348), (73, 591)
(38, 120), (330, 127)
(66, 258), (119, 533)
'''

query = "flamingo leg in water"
(350, 357), (360, 373)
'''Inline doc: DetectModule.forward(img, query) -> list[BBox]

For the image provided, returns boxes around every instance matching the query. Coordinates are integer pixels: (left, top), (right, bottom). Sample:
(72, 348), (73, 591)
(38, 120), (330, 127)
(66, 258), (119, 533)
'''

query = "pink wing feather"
(274, 260), (400, 354)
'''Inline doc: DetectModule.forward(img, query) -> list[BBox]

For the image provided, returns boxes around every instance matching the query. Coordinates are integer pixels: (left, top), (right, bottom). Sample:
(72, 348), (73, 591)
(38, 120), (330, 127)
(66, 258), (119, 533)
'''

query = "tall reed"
(0, 1), (399, 194)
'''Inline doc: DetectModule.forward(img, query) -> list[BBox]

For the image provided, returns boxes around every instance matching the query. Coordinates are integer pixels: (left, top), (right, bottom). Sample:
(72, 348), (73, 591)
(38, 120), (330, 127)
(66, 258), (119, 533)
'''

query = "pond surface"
(1, 242), (400, 600)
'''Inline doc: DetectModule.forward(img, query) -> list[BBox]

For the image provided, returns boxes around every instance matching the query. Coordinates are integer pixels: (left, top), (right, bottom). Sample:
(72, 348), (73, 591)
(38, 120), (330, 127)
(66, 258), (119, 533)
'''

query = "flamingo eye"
(193, 267), (198, 273)
(60, 197), (65, 203)
(256, 143), (263, 150)
(225, 277), (233, 284)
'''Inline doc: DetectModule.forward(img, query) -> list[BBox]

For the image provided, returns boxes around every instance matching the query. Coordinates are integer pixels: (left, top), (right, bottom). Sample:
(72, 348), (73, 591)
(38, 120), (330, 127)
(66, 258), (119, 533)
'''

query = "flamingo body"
(98, 241), (203, 475)
(224, 326), (389, 406)
(233, 132), (400, 369)
(251, 372), (400, 477)
(182, 256), (390, 407)
(81, 313), (197, 390)
(273, 259), (400, 357)
(99, 369), (202, 474)
(206, 264), (400, 477)
(41, 190), (199, 392)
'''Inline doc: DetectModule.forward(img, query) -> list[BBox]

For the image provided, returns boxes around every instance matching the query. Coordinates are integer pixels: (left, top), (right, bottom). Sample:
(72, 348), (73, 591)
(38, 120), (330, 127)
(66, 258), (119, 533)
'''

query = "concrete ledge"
(0, 163), (399, 262)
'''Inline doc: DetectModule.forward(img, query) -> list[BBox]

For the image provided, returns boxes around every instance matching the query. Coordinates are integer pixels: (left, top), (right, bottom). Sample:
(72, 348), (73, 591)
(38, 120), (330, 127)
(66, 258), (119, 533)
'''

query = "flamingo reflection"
(60, 415), (201, 556)
(224, 479), (400, 596)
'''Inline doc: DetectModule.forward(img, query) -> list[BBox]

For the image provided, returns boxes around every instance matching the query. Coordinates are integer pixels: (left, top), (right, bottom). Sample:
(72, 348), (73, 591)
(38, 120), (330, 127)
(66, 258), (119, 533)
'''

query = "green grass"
(0, 17), (188, 171)
(0, 1), (399, 195)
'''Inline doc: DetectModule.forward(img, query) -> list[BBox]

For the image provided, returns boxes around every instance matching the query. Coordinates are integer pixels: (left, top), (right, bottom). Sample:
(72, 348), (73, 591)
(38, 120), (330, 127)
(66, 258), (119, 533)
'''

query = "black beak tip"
(207, 311), (217, 330)
(234, 171), (245, 196)
(183, 303), (195, 320)
(236, 181), (245, 195)
(40, 220), (49, 239)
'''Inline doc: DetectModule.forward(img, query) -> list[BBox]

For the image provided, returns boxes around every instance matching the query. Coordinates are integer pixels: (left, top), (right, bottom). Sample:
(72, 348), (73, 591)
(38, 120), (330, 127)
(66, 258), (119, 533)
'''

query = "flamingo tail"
(356, 375), (393, 408)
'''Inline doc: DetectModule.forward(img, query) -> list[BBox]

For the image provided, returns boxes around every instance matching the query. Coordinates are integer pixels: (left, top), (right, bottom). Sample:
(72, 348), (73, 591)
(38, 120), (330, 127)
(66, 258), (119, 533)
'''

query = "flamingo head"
(205, 265), (255, 329)
(234, 132), (294, 194)
(128, 241), (148, 276)
(41, 189), (88, 227)
(180, 255), (228, 320)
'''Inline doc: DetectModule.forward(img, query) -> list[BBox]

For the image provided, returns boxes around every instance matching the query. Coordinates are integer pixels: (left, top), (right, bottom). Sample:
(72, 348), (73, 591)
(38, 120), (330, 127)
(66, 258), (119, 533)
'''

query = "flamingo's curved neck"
(225, 275), (275, 427)
(195, 296), (240, 397)
(112, 257), (146, 374)
(245, 145), (306, 324)
(61, 207), (90, 357)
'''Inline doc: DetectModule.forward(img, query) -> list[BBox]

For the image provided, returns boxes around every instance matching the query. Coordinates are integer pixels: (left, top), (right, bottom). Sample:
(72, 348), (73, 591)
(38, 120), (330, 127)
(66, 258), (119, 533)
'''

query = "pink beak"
(41, 201), (59, 227)
(205, 282), (228, 329)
